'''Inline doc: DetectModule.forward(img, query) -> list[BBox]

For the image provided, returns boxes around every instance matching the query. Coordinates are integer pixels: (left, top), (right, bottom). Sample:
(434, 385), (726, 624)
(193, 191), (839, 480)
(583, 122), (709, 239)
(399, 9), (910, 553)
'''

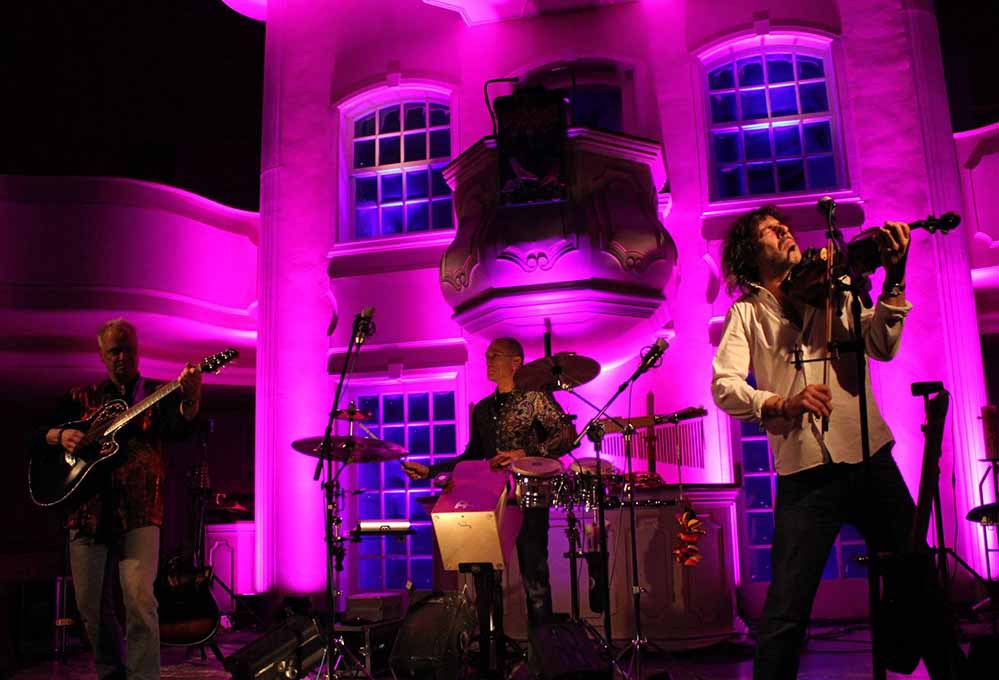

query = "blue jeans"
(754, 447), (964, 680)
(70, 525), (160, 680)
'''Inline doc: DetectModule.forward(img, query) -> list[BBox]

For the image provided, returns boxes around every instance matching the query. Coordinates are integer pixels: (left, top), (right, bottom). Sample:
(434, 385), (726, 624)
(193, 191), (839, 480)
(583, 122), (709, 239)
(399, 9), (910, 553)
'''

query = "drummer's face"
(485, 341), (522, 385)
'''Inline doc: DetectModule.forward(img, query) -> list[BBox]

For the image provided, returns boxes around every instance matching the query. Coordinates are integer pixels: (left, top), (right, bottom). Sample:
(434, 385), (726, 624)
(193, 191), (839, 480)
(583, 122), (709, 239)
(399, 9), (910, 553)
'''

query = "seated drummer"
(402, 337), (575, 626)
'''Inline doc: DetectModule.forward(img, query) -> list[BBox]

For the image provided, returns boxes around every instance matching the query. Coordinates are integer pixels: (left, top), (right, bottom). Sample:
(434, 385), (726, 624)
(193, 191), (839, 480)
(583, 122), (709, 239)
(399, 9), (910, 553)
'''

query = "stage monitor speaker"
(224, 614), (322, 680)
(389, 591), (476, 680)
(528, 622), (611, 680)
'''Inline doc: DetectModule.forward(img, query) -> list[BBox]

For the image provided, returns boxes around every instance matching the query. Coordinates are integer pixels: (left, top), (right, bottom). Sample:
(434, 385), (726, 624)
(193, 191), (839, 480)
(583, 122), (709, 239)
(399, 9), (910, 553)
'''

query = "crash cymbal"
(334, 408), (373, 422)
(514, 352), (600, 392)
(291, 435), (407, 463)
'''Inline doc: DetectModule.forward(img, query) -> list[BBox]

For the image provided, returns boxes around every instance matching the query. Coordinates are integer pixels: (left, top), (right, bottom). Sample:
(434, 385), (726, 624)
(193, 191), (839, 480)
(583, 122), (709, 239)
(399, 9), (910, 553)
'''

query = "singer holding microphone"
(711, 206), (966, 679)
(401, 337), (574, 627)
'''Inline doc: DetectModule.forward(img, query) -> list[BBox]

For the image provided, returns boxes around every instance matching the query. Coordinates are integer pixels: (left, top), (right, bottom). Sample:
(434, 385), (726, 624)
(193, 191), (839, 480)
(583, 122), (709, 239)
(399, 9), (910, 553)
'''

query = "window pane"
(433, 392), (455, 420)
(404, 103), (426, 130)
(777, 159), (805, 192)
(384, 462), (406, 490)
(355, 176), (377, 205)
(383, 426), (405, 447)
(841, 523), (863, 542)
(737, 57), (765, 86)
(429, 103), (450, 127)
(766, 54), (794, 83)
(384, 395), (404, 423)
(359, 558), (383, 590)
(408, 393), (430, 421)
(379, 106), (401, 133)
(434, 424), (456, 454)
(382, 205), (404, 235)
(803, 121), (833, 153)
(386, 559), (408, 589)
(410, 493), (431, 521)
(379, 136), (401, 165)
(431, 199), (453, 230)
(769, 85), (798, 117)
(740, 419), (763, 437)
(406, 202), (429, 232)
(710, 93), (737, 123)
(708, 64), (734, 91)
(744, 129), (771, 160)
(713, 131), (741, 164)
(357, 535), (381, 556)
(747, 163), (776, 195)
(357, 462), (380, 489)
(406, 170), (429, 199)
(742, 439), (771, 473)
(431, 167), (450, 197)
(409, 425), (430, 455)
(740, 90), (768, 120)
(773, 125), (802, 157)
(386, 532), (407, 554)
(797, 55), (825, 80)
(404, 132), (427, 162)
(800, 82), (829, 113)
(748, 511), (774, 545)
(385, 493), (406, 519)
(411, 559), (433, 590)
(381, 173), (403, 202)
(749, 547), (772, 582)
(429, 130), (451, 159)
(358, 395), (379, 420)
(717, 166), (744, 199)
(822, 548), (839, 580)
(840, 543), (868, 578)
(359, 492), (381, 519)
(744, 475), (773, 509)
(807, 156), (837, 189)
(412, 525), (434, 554)
(355, 207), (377, 239)
(354, 140), (375, 169)
(354, 113), (376, 138)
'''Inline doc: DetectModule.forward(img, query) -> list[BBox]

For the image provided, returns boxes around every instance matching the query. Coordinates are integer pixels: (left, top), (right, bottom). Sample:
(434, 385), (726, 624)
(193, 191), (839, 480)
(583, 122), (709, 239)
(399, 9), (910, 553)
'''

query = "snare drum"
(568, 457), (624, 509)
(510, 457), (565, 509)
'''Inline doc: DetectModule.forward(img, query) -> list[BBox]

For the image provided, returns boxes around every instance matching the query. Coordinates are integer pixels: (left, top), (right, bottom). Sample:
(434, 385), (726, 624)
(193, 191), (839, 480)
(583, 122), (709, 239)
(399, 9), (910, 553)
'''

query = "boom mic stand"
(569, 340), (668, 679)
(792, 198), (885, 679)
(313, 309), (375, 680)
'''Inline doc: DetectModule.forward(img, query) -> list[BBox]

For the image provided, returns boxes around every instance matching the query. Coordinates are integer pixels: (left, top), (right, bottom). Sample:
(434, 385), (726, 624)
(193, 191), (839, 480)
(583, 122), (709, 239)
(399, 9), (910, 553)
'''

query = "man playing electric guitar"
(35, 319), (202, 680)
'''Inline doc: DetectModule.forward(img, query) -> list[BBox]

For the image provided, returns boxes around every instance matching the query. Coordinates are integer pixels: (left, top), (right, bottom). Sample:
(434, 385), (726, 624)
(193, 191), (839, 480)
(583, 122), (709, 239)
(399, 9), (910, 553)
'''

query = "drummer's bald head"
(491, 338), (524, 362)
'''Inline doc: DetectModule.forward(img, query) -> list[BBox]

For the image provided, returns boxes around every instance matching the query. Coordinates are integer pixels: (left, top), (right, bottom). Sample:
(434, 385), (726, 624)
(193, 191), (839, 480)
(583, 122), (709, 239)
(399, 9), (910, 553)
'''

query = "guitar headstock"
(198, 348), (239, 374)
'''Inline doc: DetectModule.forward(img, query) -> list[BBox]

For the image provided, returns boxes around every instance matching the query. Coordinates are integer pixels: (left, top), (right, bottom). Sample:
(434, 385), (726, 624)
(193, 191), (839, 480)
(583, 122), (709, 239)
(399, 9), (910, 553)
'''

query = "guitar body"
(28, 400), (128, 507)
(156, 562), (221, 646)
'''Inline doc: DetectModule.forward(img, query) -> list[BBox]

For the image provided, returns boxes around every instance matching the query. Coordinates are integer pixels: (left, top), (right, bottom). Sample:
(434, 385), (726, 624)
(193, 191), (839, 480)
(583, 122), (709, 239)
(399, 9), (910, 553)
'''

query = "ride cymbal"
(291, 435), (407, 463)
(514, 352), (600, 391)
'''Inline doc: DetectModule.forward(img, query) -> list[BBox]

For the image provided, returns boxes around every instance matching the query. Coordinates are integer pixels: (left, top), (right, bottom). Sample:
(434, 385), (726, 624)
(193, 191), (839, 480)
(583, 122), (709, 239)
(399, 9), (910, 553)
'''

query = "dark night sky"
(1, 1), (996, 212)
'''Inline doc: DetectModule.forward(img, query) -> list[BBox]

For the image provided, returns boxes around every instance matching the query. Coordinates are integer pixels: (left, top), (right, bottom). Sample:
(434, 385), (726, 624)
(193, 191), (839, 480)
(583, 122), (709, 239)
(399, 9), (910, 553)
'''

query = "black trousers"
(517, 507), (553, 626)
(754, 446), (966, 680)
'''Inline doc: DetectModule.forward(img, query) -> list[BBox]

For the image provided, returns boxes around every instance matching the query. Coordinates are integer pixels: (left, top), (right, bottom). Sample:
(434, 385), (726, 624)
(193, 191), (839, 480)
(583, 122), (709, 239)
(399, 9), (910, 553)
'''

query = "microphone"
(624, 337), (669, 385)
(817, 195), (836, 217)
(911, 381), (944, 397)
(352, 307), (375, 344)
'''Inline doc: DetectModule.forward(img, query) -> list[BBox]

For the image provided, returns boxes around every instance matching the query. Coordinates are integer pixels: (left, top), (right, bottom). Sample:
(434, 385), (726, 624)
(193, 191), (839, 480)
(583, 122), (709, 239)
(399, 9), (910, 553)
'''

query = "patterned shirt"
(431, 388), (572, 475)
(37, 377), (195, 539)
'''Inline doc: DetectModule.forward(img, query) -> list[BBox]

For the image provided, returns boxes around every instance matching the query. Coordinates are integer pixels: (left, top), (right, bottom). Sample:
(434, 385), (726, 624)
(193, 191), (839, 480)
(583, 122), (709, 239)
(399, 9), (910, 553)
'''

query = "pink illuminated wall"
(238, 0), (992, 605)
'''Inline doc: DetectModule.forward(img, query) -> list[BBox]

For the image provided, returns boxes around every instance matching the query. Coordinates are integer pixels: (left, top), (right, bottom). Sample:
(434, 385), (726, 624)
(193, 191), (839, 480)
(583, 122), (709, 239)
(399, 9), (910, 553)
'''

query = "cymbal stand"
(313, 311), (375, 680)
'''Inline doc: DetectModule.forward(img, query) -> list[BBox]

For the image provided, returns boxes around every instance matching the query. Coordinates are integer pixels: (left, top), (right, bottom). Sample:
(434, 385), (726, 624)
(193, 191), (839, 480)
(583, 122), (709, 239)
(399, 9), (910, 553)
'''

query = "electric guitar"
(28, 348), (238, 508)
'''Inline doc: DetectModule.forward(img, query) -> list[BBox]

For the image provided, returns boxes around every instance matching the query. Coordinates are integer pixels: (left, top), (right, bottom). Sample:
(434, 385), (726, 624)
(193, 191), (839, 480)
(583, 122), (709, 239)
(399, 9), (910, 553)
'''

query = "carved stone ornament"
(439, 127), (676, 345)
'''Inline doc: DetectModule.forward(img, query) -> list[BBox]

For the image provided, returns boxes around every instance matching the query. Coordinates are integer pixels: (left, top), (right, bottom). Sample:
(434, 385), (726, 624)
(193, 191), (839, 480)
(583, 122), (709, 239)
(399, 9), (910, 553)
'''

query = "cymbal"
(291, 435), (407, 463)
(514, 352), (600, 392)
(334, 408), (373, 422)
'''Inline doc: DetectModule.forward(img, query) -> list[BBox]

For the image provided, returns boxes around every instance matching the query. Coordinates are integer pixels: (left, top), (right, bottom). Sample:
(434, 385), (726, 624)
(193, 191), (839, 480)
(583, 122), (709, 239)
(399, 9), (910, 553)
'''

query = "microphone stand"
(568, 344), (666, 678)
(796, 199), (883, 679)
(314, 312), (374, 680)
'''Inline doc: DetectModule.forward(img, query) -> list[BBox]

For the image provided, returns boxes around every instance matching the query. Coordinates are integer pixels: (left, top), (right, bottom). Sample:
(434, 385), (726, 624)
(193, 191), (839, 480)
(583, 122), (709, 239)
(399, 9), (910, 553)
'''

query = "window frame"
(698, 32), (849, 205)
(335, 83), (458, 246)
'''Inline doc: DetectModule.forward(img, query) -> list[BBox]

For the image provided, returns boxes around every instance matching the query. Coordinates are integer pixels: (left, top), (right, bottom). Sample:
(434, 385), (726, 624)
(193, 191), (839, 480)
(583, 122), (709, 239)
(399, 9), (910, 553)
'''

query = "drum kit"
(291, 311), (705, 679)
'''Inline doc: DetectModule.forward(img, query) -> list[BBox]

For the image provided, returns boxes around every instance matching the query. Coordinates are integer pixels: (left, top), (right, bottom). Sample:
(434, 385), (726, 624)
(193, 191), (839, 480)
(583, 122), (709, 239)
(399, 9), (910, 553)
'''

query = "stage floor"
(10, 625), (942, 679)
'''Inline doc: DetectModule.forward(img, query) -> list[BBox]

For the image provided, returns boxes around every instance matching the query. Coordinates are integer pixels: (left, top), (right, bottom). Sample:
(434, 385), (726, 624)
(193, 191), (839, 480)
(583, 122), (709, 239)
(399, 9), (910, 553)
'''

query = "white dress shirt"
(712, 283), (912, 476)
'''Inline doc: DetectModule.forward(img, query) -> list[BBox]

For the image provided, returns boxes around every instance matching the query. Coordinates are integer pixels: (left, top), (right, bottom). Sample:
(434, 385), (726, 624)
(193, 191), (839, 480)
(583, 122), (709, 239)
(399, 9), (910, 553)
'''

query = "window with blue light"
(706, 48), (842, 201)
(737, 385), (866, 582)
(351, 101), (453, 240)
(351, 388), (458, 593)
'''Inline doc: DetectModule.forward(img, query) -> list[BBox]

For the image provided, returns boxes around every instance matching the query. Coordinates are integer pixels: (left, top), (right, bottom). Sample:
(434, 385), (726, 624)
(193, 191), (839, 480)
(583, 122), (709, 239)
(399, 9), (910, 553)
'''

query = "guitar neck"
(104, 380), (181, 436)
